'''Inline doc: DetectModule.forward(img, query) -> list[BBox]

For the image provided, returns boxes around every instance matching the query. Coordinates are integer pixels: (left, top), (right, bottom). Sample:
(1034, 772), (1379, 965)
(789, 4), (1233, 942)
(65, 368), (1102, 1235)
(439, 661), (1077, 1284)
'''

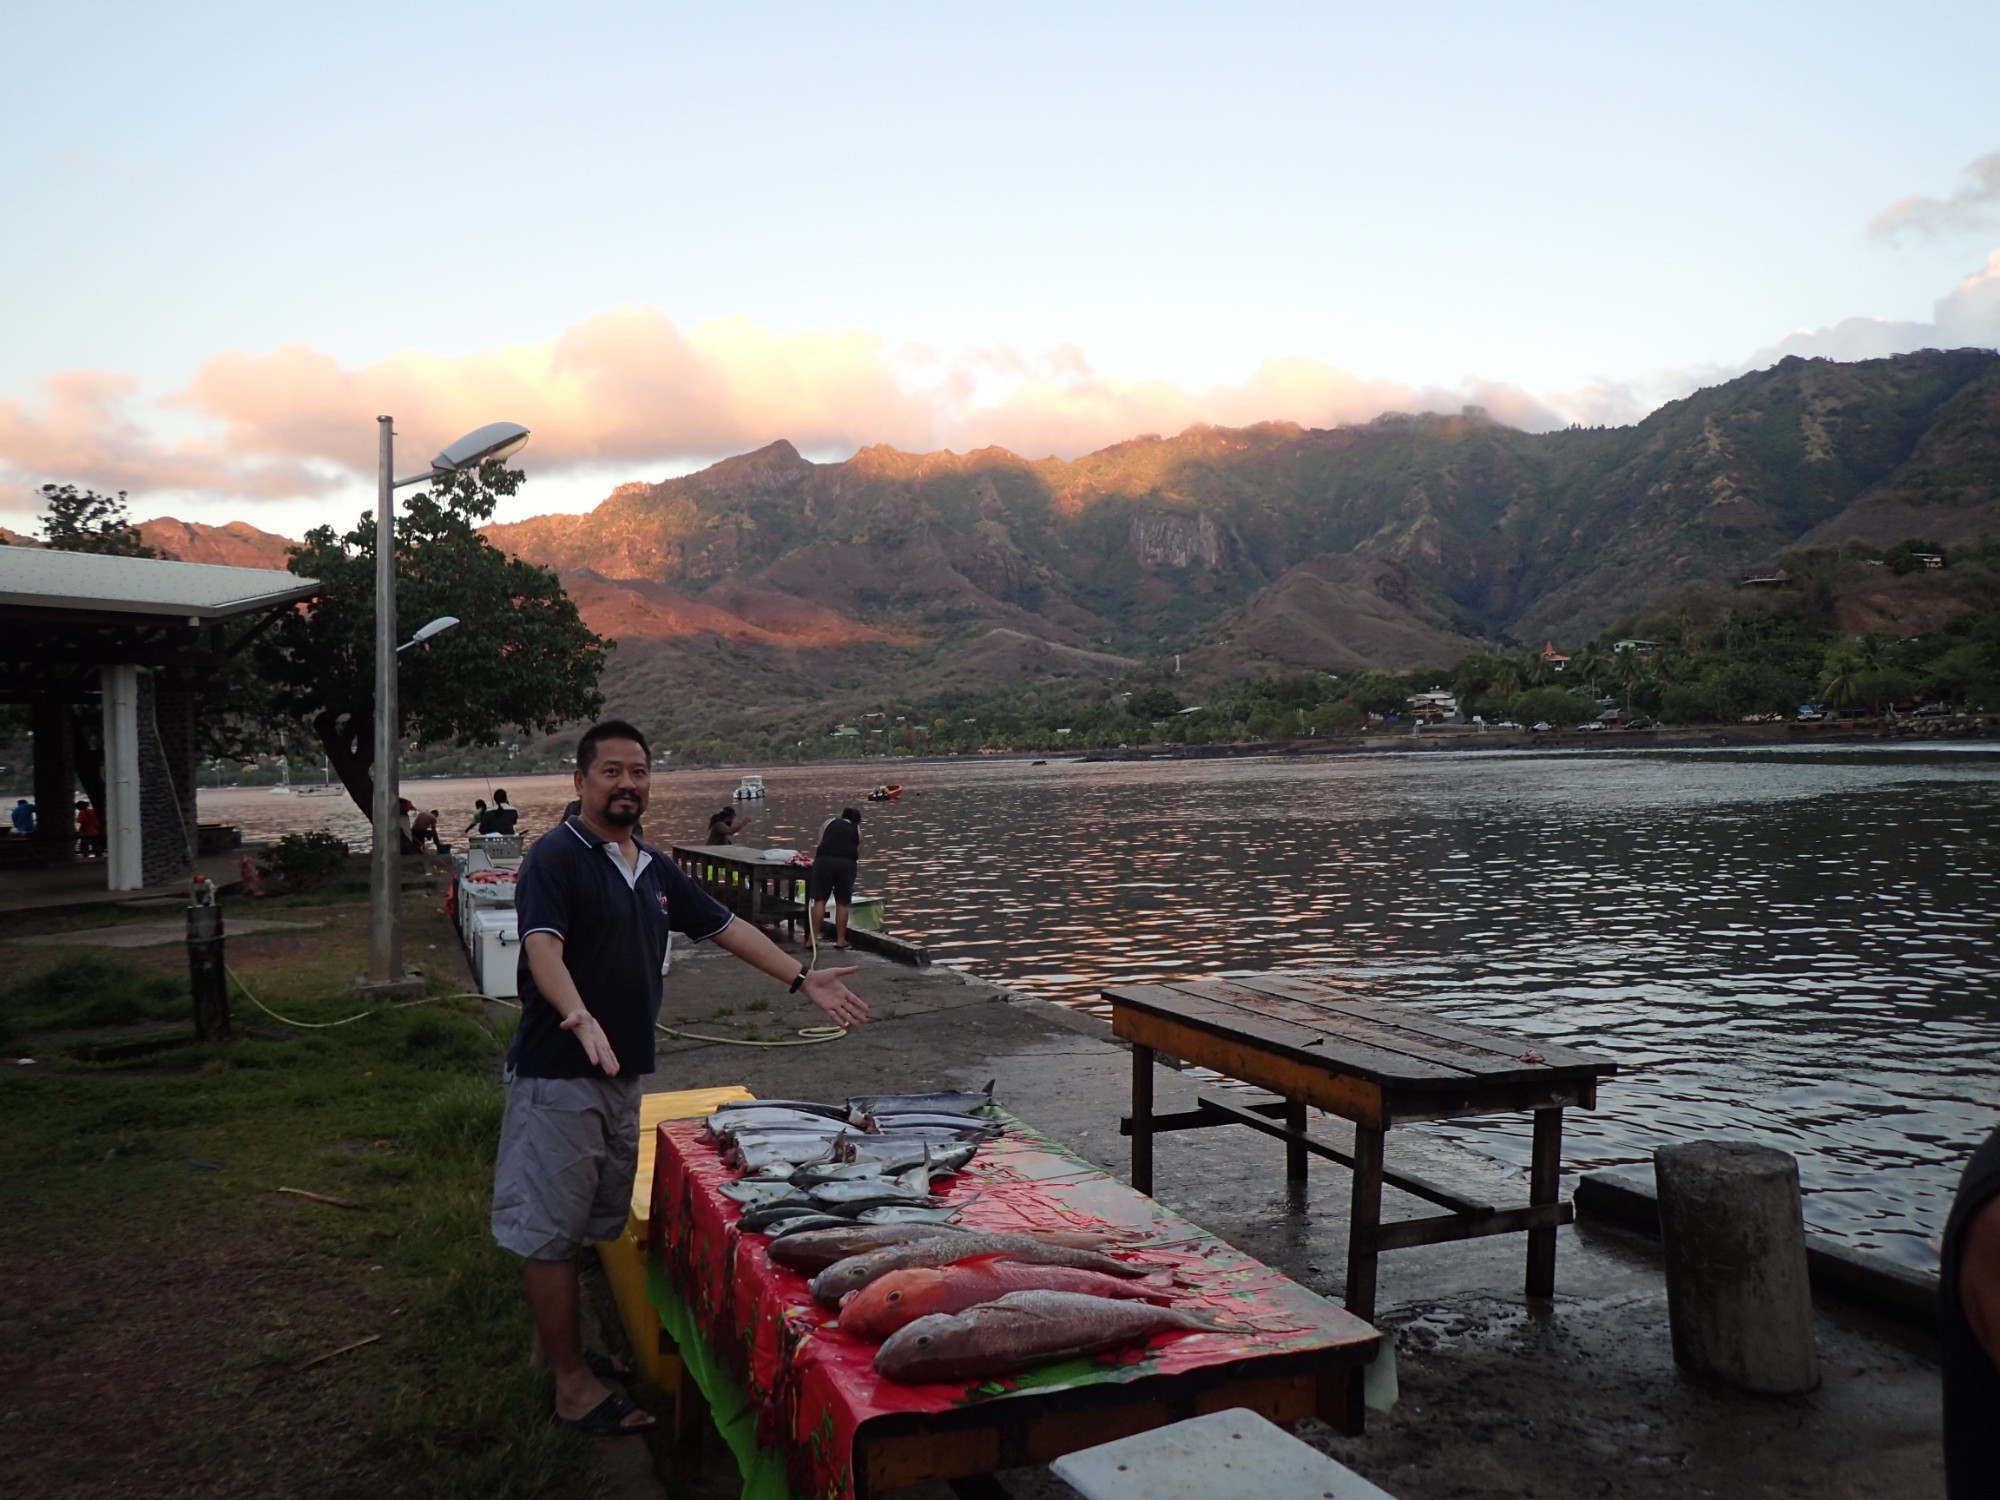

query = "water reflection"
(205, 746), (2000, 1270)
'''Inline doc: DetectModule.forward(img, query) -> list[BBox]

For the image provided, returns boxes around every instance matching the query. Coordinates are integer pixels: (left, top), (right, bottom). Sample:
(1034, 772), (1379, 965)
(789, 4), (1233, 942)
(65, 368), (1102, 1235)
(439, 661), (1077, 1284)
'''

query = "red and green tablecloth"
(647, 1114), (1377, 1500)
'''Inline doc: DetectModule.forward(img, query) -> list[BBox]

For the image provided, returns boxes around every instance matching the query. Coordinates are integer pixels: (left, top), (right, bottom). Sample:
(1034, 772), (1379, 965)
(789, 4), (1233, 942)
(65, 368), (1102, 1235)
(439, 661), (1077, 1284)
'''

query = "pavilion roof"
(0, 546), (318, 625)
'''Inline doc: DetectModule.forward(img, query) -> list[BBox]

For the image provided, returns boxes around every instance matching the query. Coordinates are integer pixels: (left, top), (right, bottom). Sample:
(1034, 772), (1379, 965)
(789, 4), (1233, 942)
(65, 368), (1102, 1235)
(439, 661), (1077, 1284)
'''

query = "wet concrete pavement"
(623, 941), (1945, 1499)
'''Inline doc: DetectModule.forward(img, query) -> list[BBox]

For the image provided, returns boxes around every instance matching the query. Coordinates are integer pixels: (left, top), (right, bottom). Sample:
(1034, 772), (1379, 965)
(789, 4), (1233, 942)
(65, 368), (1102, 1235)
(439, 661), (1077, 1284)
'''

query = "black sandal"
(585, 1349), (636, 1382)
(555, 1389), (655, 1437)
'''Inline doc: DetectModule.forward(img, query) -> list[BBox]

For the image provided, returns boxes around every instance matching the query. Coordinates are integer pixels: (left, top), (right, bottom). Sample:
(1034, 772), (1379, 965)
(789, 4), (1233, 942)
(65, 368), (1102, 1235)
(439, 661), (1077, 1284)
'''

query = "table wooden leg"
(1285, 1096), (1309, 1188)
(1345, 1123), (1385, 1324)
(1527, 1106), (1563, 1299)
(1130, 1044), (1155, 1196)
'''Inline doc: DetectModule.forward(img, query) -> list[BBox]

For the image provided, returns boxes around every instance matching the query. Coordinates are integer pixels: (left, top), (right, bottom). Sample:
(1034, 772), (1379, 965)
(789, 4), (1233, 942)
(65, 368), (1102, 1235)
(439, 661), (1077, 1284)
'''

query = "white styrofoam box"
(470, 907), (520, 998)
(1049, 1408), (1397, 1500)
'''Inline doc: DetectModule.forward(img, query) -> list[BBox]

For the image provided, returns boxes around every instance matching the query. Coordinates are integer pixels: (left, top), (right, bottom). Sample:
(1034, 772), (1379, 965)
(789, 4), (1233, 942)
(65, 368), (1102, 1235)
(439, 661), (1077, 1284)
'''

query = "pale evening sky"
(2, 1), (1998, 535)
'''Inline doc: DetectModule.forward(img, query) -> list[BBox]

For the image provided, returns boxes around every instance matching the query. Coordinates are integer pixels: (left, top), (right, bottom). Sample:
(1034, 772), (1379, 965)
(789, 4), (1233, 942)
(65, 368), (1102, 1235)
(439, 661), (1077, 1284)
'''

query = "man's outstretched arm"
(710, 921), (870, 1029)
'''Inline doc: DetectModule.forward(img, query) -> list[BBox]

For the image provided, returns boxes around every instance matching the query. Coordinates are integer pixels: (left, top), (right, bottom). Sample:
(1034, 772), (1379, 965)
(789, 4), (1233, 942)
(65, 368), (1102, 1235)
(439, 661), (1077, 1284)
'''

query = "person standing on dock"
(490, 719), (868, 1437)
(1944, 1123), (2000, 1496)
(808, 805), (862, 950)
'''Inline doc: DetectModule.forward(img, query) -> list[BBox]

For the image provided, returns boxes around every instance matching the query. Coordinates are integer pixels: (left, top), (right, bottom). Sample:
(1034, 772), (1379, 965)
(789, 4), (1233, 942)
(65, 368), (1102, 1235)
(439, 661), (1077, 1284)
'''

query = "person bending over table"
(808, 805), (863, 949)
(490, 719), (869, 1437)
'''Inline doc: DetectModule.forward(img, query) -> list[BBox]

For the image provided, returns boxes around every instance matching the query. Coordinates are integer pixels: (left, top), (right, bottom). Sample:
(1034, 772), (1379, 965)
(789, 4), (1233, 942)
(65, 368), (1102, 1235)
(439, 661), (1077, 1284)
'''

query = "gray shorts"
(490, 1071), (644, 1261)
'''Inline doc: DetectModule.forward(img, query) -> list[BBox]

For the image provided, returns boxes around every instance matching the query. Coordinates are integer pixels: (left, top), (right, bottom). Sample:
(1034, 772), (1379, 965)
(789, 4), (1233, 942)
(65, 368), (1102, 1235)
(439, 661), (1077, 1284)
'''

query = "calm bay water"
(205, 746), (2000, 1270)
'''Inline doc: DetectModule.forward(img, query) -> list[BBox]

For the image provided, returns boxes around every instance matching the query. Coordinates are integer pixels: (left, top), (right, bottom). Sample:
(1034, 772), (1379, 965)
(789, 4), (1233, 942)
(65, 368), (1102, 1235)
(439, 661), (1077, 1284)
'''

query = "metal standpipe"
(186, 876), (229, 1041)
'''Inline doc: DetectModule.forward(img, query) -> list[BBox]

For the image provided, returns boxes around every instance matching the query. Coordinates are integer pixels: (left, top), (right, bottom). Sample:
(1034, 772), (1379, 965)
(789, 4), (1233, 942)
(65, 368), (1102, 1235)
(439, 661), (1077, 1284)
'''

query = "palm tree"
(1522, 652), (1552, 689)
(1612, 648), (1647, 708)
(1821, 651), (1863, 712)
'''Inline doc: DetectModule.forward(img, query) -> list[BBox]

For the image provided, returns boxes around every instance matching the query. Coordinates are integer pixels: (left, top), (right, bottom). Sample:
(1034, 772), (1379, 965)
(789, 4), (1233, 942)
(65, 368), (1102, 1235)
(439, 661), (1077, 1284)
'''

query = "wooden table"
(1108, 974), (1618, 1324)
(670, 842), (809, 939)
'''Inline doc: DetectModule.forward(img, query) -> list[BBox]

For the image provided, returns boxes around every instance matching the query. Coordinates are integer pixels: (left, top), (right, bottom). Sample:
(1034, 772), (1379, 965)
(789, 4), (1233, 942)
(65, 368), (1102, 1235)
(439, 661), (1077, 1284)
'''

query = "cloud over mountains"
(2, 190), (1997, 523)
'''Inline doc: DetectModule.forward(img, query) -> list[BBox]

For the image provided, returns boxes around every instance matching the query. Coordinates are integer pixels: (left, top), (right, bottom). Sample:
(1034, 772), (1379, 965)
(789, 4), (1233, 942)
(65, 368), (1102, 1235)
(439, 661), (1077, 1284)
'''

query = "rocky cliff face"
(477, 351), (2000, 689)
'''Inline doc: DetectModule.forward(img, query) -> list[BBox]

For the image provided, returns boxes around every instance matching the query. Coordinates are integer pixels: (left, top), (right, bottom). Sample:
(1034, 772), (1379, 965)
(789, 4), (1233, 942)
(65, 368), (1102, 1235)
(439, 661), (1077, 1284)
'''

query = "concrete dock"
(622, 939), (1946, 1500)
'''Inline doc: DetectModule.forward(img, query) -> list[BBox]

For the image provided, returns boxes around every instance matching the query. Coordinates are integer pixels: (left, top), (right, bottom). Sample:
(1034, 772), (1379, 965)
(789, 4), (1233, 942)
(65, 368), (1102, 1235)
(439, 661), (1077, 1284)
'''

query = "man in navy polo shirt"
(490, 719), (868, 1436)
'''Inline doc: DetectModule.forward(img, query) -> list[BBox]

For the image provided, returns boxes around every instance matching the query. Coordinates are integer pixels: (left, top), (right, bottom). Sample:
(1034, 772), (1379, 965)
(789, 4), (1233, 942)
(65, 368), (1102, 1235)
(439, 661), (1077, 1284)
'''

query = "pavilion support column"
(139, 674), (196, 886)
(101, 665), (144, 891)
(30, 698), (76, 864)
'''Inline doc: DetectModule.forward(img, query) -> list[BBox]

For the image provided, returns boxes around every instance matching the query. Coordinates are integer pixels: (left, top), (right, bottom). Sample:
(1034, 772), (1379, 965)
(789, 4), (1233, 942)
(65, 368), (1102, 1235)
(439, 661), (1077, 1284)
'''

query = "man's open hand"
(560, 1009), (620, 1076)
(800, 967), (869, 1029)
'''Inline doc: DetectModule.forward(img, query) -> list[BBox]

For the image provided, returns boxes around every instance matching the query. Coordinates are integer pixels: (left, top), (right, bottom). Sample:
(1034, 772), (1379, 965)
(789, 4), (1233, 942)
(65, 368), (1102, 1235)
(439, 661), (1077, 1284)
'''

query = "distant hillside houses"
(1541, 641), (1570, 671)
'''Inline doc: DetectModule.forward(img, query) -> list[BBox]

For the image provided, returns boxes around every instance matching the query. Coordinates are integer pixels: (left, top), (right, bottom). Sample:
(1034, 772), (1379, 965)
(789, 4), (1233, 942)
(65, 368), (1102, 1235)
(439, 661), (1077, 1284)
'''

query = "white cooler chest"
(469, 907), (520, 998)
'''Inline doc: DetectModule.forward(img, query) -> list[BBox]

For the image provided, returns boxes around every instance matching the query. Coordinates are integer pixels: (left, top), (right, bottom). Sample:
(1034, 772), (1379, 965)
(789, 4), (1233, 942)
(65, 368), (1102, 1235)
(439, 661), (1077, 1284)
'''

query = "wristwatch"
(789, 969), (809, 994)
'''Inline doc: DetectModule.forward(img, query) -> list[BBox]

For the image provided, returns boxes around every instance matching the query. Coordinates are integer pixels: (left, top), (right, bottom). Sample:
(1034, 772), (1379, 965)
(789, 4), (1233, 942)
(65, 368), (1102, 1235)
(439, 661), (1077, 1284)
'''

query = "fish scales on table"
(763, 1213), (861, 1239)
(855, 1204), (961, 1224)
(873, 1290), (1228, 1384)
(859, 1112), (1006, 1136)
(848, 1081), (996, 1119)
(710, 1099), (850, 1122)
(768, 1223), (1112, 1274)
(718, 1180), (817, 1208)
(792, 1155), (930, 1185)
(840, 1262), (1178, 1340)
(840, 1127), (994, 1157)
(807, 1177), (939, 1210)
(765, 1223), (976, 1273)
(738, 1202), (838, 1232)
(700, 1120), (848, 1152)
(811, 1234), (1151, 1307)
(729, 1136), (841, 1172)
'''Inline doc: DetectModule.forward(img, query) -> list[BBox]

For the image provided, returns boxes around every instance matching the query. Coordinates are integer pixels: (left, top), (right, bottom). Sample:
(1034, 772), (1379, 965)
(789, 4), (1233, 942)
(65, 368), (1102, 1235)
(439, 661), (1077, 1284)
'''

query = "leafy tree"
(253, 459), (608, 832)
(34, 484), (157, 557)
(1341, 670), (1408, 715)
(1509, 686), (1597, 725)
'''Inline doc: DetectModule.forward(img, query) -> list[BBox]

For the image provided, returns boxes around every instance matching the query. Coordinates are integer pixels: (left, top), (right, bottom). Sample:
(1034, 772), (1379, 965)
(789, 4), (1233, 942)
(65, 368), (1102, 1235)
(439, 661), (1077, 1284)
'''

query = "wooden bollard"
(1654, 1141), (1818, 1393)
(186, 880), (230, 1042)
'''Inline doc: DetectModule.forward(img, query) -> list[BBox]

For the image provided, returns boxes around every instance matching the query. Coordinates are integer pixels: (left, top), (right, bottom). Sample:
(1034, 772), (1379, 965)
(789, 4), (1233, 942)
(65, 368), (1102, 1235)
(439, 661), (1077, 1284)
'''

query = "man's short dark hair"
(578, 719), (652, 774)
(842, 806), (862, 825)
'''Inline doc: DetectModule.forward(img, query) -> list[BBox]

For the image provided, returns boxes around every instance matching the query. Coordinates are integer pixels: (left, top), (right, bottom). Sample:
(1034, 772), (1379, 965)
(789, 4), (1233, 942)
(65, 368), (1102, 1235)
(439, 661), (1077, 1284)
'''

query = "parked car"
(1494, 720), (1523, 729)
(1625, 717), (1657, 730)
(1530, 721), (1552, 733)
(1914, 703), (1947, 717)
(1574, 720), (1605, 732)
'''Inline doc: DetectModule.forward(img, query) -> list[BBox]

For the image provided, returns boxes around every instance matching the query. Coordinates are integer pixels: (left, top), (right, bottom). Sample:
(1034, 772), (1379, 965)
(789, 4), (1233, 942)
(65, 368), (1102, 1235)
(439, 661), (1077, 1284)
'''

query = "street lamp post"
(367, 418), (529, 989)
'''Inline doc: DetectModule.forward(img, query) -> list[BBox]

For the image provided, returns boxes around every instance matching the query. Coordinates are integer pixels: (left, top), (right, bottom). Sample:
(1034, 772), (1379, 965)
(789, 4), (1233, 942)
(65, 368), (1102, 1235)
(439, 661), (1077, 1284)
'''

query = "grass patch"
(0, 938), (608, 1499)
(0, 951), (187, 1048)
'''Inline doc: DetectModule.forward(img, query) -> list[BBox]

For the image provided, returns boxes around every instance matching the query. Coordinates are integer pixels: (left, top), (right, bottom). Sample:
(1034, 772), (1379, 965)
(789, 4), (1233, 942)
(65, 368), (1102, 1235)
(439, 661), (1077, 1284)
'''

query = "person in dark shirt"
(1944, 1125), (2000, 1496)
(480, 790), (519, 836)
(808, 806), (863, 949)
(706, 806), (750, 845)
(490, 720), (867, 1437)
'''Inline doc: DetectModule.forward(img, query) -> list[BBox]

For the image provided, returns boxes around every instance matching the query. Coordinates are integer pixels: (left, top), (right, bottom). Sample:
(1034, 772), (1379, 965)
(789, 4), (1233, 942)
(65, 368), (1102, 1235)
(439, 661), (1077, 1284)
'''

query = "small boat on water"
(866, 784), (902, 802)
(734, 775), (767, 800)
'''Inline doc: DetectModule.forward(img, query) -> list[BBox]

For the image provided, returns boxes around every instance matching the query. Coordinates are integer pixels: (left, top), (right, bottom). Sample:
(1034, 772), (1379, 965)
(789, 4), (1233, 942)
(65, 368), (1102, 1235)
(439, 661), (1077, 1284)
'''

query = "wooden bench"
(1108, 975), (1618, 1324)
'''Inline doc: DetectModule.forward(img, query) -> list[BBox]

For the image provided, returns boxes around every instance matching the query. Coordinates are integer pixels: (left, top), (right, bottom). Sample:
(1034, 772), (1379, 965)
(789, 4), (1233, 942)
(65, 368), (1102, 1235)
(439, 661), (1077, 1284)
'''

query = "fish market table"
(671, 843), (810, 940)
(647, 1116), (1379, 1500)
(1108, 975), (1619, 1324)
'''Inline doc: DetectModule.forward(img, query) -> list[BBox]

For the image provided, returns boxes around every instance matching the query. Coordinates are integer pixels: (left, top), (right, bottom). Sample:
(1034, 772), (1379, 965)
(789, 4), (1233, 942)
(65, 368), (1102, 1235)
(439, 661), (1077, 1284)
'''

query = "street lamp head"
(397, 615), (461, 652)
(432, 422), (530, 473)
